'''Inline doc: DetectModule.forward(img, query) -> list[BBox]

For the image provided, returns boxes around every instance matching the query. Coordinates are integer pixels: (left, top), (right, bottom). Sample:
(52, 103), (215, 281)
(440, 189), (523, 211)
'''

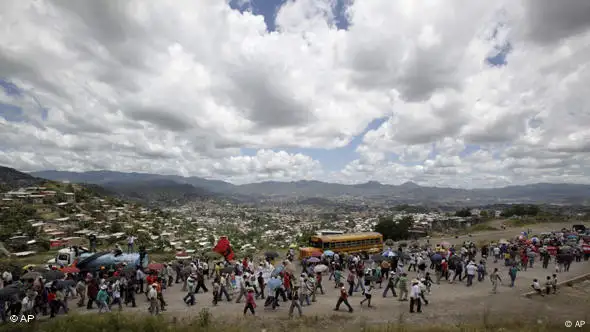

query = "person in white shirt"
(148, 284), (159, 315)
(409, 280), (422, 313)
(360, 284), (374, 307)
(466, 262), (477, 287)
(2, 271), (13, 285)
(127, 235), (136, 253)
(531, 279), (544, 296)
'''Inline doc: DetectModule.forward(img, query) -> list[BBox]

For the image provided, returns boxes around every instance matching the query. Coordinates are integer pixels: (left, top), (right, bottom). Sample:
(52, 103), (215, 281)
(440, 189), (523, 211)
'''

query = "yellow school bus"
(299, 232), (383, 259)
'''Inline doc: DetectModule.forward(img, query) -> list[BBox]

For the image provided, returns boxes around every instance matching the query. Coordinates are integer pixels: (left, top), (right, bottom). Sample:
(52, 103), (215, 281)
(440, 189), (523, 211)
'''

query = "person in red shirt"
(48, 287), (58, 318)
(441, 260), (449, 281)
(243, 287), (256, 315)
(334, 282), (353, 313)
(283, 273), (292, 299)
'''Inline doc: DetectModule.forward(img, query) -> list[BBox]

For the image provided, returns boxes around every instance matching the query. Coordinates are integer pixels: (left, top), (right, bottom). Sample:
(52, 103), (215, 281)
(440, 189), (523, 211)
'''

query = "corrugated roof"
(315, 232), (382, 241)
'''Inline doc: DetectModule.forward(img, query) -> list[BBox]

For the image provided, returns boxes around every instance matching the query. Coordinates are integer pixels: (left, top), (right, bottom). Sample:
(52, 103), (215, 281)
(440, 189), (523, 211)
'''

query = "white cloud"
(1, 0), (590, 187)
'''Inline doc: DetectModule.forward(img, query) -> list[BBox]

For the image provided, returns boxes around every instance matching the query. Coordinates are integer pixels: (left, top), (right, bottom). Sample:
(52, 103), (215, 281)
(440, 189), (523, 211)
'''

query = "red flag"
(213, 236), (235, 261)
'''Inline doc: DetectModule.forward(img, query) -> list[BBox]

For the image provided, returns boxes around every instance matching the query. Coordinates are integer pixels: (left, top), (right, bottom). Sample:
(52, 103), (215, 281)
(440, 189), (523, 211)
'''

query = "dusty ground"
(63, 221), (590, 326)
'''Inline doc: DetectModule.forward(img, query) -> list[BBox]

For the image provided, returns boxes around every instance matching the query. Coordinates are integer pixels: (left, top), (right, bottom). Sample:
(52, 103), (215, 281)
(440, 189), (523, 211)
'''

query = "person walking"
(243, 287), (256, 316)
(489, 268), (502, 294)
(508, 264), (519, 288)
(382, 271), (398, 298)
(360, 284), (374, 308)
(398, 273), (408, 301)
(334, 282), (353, 313)
(289, 286), (303, 317)
(409, 279), (422, 313)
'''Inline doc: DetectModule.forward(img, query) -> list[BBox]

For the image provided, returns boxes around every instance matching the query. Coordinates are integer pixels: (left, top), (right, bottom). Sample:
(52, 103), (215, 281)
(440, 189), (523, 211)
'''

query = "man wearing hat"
(409, 279), (422, 313)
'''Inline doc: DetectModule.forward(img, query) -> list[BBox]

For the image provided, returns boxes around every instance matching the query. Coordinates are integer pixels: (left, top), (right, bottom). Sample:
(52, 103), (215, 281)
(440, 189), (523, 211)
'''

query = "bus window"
(330, 242), (335, 248)
(323, 242), (330, 249)
(309, 240), (322, 248)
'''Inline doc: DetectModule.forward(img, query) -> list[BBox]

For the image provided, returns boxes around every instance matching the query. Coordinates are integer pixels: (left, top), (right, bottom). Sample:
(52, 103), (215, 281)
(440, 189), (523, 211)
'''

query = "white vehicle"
(54, 247), (92, 266)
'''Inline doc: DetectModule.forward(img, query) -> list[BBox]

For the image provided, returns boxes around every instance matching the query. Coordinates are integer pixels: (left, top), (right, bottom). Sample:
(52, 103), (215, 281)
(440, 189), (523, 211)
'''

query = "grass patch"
(39, 212), (60, 220)
(504, 218), (540, 228)
(0, 311), (579, 332)
(469, 224), (500, 232)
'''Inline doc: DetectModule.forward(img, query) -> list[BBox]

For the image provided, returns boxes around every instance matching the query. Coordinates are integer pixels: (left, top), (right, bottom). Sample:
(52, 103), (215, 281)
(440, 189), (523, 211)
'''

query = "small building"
(64, 192), (75, 203)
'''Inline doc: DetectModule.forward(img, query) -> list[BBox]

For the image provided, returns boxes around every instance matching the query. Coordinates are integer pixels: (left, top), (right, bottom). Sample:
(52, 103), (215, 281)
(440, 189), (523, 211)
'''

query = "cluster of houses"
(2, 184), (508, 262)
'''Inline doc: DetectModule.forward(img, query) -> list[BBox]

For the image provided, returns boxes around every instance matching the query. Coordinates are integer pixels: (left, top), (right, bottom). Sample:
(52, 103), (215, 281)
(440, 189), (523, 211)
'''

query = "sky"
(1, 0), (590, 188)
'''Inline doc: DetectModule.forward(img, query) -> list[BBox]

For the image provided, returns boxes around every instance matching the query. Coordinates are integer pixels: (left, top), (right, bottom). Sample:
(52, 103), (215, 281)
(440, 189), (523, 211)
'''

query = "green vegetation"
(374, 215), (412, 241)
(468, 223), (499, 232)
(0, 204), (40, 242)
(0, 312), (577, 332)
(455, 208), (472, 218)
(500, 204), (540, 217)
(393, 204), (429, 214)
(504, 217), (542, 227)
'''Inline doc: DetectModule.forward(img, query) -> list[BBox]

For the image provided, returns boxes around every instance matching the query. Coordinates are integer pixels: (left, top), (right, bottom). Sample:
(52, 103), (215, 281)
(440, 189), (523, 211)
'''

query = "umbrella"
(61, 266), (80, 274)
(56, 280), (76, 289)
(0, 285), (24, 301)
(43, 270), (65, 281)
(148, 263), (164, 271)
(385, 251), (397, 257)
(221, 266), (235, 274)
(431, 253), (442, 262)
(289, 244), (298, 249)
(284, 262), (296, 273)
(22, 264), (37, 271)
(271, 265), (284, 277)
(371, 255), (385, 262)
(310, 251), (322, 257)
(265, 251), (280, 258)
(323, 250), (334, 256)
(307, 257), (320, 263)
(267, 278), (282, 290)
(314, 264), (328, 273)
(21, 271), (42, 280)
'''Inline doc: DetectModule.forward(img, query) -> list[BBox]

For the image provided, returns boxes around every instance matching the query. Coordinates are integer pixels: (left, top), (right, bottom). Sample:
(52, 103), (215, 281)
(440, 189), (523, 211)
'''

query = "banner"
(213, 236), (235, 261)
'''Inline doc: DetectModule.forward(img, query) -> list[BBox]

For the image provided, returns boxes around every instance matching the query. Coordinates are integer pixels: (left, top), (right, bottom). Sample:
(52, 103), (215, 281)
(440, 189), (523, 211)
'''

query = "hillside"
(101, 179), (220, 207)
(31, 169), (590, 205)
(0, 165), (45, 191)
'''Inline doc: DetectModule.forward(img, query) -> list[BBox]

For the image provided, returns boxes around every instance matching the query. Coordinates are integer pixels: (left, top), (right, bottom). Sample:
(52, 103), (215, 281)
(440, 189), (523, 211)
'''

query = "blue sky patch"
(0, 78), (23, 97)
(229, 0), (351, 32)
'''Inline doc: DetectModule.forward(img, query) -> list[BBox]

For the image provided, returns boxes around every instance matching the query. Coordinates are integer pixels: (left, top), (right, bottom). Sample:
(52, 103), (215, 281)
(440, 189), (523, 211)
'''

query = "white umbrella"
(314, 264), (328, 273)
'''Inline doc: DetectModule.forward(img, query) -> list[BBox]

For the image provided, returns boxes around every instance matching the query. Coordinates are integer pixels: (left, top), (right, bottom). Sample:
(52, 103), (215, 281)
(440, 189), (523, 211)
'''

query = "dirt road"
(68, 222), (589, 325)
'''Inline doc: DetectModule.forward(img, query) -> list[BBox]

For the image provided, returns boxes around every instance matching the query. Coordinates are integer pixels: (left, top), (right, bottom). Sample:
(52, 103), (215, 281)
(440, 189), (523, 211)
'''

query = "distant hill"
(101, 179), (219, 207)
(31, 169), (590, 205)
(0, 166), (45, 191)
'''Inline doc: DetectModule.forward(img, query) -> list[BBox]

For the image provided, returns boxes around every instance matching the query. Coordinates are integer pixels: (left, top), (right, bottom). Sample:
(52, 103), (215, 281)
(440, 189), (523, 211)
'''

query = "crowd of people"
(1, 227), (588, 322)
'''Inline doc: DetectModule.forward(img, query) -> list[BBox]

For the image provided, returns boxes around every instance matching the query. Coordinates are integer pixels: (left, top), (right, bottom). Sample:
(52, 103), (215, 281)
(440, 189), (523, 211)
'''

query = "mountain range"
(29, 169), (590, 206)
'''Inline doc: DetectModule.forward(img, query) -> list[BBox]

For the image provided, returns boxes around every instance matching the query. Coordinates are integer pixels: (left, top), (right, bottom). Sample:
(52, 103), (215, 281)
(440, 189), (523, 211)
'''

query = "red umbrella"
(148, 263), (164, 271)
(310, 251), (322, 257)
(61, 266), (80, 273)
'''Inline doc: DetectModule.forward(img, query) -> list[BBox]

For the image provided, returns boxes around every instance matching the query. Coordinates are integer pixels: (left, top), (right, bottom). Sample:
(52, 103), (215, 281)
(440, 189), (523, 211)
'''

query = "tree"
(109, 222), (123, 234)
(480, 210), (489, 219)
(374, 216), (412, 241)
(455, 208), (472, 218)
(500, 204), (540, 217)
